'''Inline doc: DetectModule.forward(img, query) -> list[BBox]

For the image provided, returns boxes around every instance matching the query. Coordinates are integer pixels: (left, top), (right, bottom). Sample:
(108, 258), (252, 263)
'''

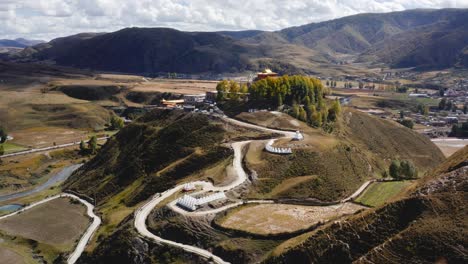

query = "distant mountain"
(7, 8), (468, 73)
(0, 38), (45, 48)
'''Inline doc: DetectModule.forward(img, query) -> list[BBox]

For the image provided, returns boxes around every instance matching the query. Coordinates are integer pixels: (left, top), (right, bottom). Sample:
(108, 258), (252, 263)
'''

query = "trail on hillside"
(134, 115), (373, 264)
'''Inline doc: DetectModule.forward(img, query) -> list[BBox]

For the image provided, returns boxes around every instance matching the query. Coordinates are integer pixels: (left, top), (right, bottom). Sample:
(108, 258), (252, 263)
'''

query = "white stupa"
(293, 131), (304, 141)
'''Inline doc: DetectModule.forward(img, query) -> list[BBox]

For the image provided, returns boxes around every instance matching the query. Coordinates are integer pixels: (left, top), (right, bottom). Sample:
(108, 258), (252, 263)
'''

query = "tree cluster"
(438, 98), (457, 112)
(343, 82), (353, 89)
(109, 116), (124, 130)
(248, 76), (339, 128)
(79, 136), (98, 155)
(216, 80), (248, 100)
(450, 122), (468, 138)
(398, 119), (414, 129)
(389, 160), (418, 179)
(326, 80), (337, 87)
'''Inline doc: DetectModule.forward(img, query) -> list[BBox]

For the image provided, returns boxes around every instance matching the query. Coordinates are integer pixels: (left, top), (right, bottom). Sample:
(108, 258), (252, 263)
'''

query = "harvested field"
(132, 79), (218, 94)
(218, 203), (365, 235)
(0, 246), (26, 264)
(431, 138), (468, 157)
(0, 197), (89, 249)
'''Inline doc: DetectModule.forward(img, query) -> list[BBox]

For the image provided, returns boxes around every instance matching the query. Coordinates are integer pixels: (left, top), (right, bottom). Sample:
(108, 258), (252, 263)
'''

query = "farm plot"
(217, 203), (365, 235)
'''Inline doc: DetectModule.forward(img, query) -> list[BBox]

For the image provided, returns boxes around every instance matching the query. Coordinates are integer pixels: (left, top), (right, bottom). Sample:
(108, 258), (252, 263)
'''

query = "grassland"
(217, 203), (366, 235)
(0, 246), (26, 264)
(1, 142), (29, 154)
(0, 197), (90, 263)
(355, 181), (414, 207)
(0, 197), (89, 248)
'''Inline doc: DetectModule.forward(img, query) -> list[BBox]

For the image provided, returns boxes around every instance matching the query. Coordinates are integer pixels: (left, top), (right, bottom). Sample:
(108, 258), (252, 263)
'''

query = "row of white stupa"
(177, 192), (226, 211)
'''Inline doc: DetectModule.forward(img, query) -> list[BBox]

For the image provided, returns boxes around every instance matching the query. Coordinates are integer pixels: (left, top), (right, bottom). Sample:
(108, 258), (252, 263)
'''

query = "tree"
(110, 116), (124, 130)
(0, 126), (6, 143)
(79, 140), (87, 154)
(0, 145), (4, 156)
(88, 136), (98, 154)
(463, 104), (468, 115)
(400, 160), (417, 179)
(328, 99), (341, 122)
(389, 160), (400, 178)
(358, 82), (364, 89)
(439, 98), (447, 110)
(399, 110), (404, 119)
(298, 106), (307, 122)
(398, 119), (414, 129)
(439, 87), (445, 97)
(326, 80), (330, 86)
(291, 103), (300, 119)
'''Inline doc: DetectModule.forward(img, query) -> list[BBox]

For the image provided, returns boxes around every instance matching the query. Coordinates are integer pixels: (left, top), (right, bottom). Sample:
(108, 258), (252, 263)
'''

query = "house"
(257, 69), (278, 80)
(183, 94), (205, 105)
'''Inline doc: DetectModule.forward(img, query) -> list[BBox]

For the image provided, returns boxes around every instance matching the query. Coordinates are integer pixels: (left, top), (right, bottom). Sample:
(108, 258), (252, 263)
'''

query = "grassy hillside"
(64, 109), (232, 206)
(243, 109), (444, 202)
(264, 146), (468, 264)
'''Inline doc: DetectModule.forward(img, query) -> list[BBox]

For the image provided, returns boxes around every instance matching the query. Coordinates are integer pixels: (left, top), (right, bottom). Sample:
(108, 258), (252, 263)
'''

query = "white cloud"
(1, 0), (467, 40)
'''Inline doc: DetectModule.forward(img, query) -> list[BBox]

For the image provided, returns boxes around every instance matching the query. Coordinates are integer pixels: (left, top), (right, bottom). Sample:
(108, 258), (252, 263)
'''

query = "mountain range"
(6, 8), (468, 74)
(0, 38), (45, 48)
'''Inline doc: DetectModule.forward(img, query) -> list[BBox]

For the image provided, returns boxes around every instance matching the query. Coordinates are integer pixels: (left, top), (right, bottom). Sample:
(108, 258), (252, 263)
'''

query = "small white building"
(184, 94), (206, 104)
(293, 131), (304, 141)
(182, 183), (196, 192)
(176, 192), (226, 211)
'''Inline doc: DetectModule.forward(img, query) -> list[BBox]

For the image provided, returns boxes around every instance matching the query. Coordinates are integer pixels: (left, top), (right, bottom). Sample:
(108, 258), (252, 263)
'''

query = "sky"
(1, 0), (468, 41)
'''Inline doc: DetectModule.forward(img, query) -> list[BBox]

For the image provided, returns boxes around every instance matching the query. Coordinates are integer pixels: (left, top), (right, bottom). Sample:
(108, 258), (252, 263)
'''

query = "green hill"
(263, 146), (467, 264)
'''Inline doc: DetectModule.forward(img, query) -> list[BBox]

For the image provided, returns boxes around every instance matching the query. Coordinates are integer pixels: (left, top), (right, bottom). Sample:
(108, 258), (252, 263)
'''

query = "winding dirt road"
(134, 116), (376, 263)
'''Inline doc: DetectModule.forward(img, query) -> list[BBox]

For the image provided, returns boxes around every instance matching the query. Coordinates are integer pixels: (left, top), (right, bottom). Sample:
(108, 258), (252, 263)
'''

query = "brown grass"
(131, 79), (217, 94)
(268, 176), (317, 197)
(0, 247), (26, 264)
(218, 203), (365, 235)
(0, 197), (89, 249)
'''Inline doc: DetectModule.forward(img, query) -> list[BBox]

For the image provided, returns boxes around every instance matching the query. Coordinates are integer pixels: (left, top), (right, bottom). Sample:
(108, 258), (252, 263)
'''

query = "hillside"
(64, 109), (273, 206)
(6, 9), (468, 74)
(263, 146), (468, 264)
(242, 109), (445, 202)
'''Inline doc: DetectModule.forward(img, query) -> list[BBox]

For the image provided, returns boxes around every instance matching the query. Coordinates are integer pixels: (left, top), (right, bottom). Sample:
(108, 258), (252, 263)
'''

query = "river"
(0, 164), (82, 203)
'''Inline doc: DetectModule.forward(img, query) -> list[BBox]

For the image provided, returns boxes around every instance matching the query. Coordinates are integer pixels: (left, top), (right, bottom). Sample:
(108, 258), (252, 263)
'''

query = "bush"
(398, 119), (414, 129)
(389, 159), (418, 179)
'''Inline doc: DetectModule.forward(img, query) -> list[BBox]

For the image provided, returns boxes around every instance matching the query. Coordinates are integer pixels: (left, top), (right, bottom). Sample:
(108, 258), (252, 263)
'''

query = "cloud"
(1, 0), (467, 40)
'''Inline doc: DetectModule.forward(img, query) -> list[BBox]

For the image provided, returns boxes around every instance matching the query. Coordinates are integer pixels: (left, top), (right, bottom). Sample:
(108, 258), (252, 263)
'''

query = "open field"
(218, 203), (365, 235)
(1, 142), (29, 154)
(431, 138), (468, 157)
(0, 197), (89, 249)
(132, 79), (218, 94)
(355, 181), (414, 207)
(0, 246), (26, 264)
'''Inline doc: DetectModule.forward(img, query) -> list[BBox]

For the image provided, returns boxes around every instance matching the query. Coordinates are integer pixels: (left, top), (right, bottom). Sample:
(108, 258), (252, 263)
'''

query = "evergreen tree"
(0, 126), (6, 143)
(0, 145), (4, 156)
